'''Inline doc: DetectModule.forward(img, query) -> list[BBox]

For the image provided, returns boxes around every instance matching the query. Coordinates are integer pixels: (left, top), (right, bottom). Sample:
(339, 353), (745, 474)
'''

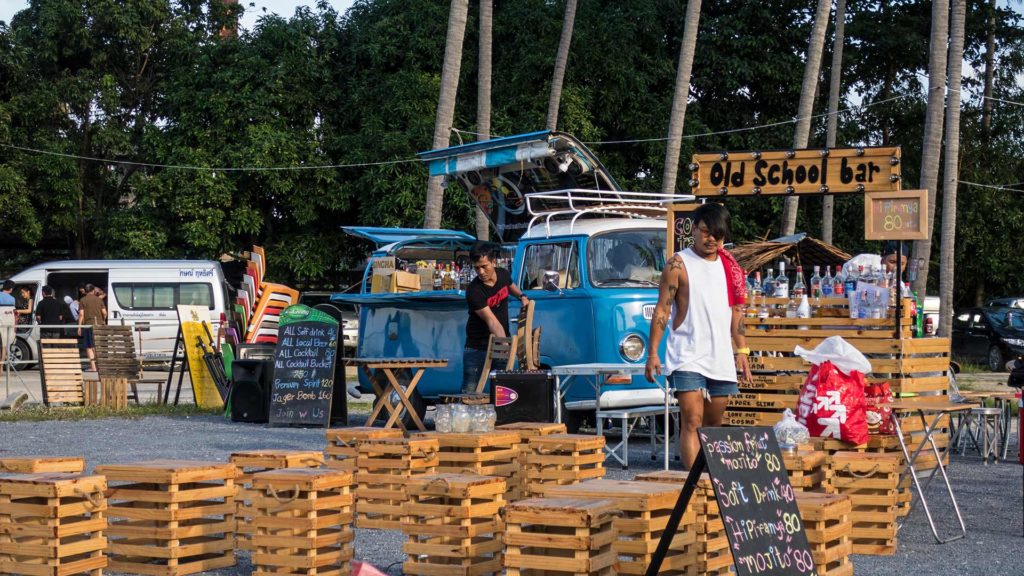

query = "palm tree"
(424, 0), (470, 230)
(982, 0), (997, 136)
(911, 0), (949, 297)
(821, 0), (847, 245)
(546, 0), (578, 131)
(938, 0), (965, 337)
(661, 0), (702, 195)
(474, 0), (493, 240)
(781, 0), (832, 236)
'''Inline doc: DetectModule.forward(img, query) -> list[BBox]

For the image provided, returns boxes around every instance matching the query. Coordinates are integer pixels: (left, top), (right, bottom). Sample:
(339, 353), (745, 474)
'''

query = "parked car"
(950, 306), (1024, 371)
(984, 296), (1024, 310)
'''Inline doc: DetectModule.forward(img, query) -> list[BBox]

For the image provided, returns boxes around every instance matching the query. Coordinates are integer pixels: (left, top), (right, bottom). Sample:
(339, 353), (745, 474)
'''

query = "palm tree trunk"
(821, 0), (846, 245)
(474, 0), (493, 240)
(424, 0), (470, 230)
(546, 0), (578, 131)
(910, 0), (949, 297)
(982, 0), (996, 138)
(661, 0), (702, 195)
(781, 0), (832, 236)
(938, 0), (965, 337)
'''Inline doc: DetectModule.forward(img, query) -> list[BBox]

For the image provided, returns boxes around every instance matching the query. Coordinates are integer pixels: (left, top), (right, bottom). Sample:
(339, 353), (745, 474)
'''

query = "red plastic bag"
(796, 360), (869, 445)
(864, 382), (895, 435)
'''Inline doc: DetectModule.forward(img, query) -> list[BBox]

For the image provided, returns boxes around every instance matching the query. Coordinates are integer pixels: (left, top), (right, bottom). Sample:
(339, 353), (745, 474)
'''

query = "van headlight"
(620, 334), (646, 362)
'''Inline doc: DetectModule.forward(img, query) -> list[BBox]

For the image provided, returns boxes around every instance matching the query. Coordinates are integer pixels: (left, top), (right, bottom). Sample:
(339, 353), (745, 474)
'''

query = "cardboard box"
(390, 270), (421, 293)
(418, 269), (434, 291)
(370, 257), (396, 293)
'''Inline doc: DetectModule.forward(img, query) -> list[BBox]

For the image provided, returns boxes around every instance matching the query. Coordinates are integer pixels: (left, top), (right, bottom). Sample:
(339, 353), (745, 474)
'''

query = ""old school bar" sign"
(689, 146), (901, 197)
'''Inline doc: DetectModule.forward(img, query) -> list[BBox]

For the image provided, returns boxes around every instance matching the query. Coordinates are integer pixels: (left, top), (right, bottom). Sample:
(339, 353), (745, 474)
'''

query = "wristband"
(735, 347), (751, 356)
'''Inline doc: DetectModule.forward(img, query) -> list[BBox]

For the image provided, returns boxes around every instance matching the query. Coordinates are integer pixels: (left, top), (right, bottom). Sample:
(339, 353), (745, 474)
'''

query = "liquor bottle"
(793, 266), (806, 298)
(762, 268), (775, 299)
(775, 262), (789, 299)
(752, 271), (763, 301)
(848, 289), (859, 319)
(871, 291), (885, 320)
(858, 290), (870, 319)
(433, 264), (442, 290)
(745, 294), (758, 318)
(844, 265), (861, 295)
(832, 267), (845, 296)
(786, 295), (798, 318)
(809, 266), (821, 298)
(821, 266), (833, 297)
(757, 295), (770, 321)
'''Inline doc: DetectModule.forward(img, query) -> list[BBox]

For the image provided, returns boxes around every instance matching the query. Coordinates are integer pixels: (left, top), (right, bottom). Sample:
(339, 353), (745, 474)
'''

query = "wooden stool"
(829, 451), (901, 556)
(229, 450), (324, 551)
(402, 473), (505, 576)
(355, 437), (438, 530)
(251, 468), (354, 576)
(414, 431), (520, 477)
(796, 492), (854, 576)
(324, 427), (402, 471)
(632, 471), (732, 575)
(784, 448), (831, 492)
(495, 422), (567, 501)
(0, 473), (107, 576)
(504, 497), (616, 576)
(544, 479), (698, 575)
(525, 434), (605, 498)
(0, 456), (85, 474)
(96, 460), (236, 576)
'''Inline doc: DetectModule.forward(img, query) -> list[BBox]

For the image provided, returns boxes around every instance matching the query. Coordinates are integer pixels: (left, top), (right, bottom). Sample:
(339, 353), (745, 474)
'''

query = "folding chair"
(475, 334), (518, 394)
(515, 301), (538, 370)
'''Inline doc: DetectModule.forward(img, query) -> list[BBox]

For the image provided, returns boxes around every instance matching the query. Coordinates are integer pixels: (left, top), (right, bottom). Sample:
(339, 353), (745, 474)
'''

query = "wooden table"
(888, 400), (977, 544)
(347, 358), (448, 432)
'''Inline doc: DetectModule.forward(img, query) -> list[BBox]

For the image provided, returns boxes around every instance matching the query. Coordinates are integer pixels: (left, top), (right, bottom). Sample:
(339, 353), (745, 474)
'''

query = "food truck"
(336, 131), (692, 429)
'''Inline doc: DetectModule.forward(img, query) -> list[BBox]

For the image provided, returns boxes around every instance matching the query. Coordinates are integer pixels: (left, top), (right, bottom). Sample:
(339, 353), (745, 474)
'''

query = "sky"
(0, 1), (356, 28)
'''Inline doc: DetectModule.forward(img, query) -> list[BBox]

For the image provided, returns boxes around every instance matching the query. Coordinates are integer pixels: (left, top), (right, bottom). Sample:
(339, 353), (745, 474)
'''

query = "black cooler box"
(489, 370), (555, 425)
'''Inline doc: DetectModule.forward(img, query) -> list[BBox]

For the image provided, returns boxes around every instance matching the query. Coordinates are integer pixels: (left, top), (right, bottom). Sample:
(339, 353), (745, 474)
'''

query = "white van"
(7, 260), (230, 368)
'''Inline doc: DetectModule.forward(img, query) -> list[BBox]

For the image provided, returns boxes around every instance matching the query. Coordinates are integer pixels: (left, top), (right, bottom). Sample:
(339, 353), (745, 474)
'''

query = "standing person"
(463, 241), (529, 393)
(645, 203), (752, 469)
(77, 284), (107, 372)
(0, 281), (16, 371)
(15, 286), (33, 325)
(62, 295), (78, 338)
(34, 286), (65, 340)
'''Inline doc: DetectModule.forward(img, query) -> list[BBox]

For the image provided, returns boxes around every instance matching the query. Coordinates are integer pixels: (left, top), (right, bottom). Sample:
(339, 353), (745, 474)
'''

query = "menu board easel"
(269, 305), (340, 427)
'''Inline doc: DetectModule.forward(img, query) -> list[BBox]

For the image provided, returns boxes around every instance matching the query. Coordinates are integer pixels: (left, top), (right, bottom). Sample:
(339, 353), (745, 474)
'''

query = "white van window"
(588, 230), (665, 288)
(113, 283), (213, 310)
(521, 242), (580, 290)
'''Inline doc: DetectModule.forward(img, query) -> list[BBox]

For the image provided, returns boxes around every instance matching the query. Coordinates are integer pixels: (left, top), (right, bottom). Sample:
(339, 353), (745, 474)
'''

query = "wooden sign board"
(666, 203), (701, 259)
(690, 146), (901, 197)
(269, 305), (340, 427)
(864, 189), (929, 240)
(699, 426), (816, 576)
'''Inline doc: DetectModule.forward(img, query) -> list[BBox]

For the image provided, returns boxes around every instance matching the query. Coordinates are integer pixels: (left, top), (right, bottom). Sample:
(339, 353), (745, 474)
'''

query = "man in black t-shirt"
(34, 286), (65, 340)
(463, 241), (529, 393)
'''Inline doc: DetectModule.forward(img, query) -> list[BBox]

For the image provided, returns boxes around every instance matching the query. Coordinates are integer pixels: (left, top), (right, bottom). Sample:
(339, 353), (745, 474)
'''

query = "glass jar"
(483, 404), (497, 432)
(470, 404), (490, 432)
(451, 404), (471, 433)
(434, 403), (452, 433)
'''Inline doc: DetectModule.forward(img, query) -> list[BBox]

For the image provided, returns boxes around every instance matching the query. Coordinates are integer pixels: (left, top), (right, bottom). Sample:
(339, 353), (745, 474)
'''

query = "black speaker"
(230, 359), (273, 423)
(490, 370), (555, 425)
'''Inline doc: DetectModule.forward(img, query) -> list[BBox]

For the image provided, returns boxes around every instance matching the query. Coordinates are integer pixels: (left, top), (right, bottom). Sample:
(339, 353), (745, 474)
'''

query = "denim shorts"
(669, 371), (739, 397)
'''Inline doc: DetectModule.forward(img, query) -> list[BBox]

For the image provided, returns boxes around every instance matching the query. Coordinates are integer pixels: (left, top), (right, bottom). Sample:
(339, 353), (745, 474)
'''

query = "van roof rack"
(523, 189), (695, 236)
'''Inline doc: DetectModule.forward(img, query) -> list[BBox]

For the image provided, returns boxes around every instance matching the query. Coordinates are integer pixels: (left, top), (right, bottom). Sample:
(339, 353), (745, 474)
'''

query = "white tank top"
(664, 248), (737, 382)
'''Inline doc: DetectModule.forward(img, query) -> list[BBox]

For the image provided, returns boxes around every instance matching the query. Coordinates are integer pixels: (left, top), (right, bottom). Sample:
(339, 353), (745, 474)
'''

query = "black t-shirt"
(465, 268), (512, 350)
(35, 297), (64, 326)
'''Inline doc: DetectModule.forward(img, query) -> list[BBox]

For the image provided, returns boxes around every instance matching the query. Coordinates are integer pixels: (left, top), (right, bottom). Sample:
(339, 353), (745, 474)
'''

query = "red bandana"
(718, 248), (747, 307)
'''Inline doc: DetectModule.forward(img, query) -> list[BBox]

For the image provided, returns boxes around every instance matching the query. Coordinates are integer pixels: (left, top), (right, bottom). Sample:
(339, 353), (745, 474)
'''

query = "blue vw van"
(336, 132), (692, 429)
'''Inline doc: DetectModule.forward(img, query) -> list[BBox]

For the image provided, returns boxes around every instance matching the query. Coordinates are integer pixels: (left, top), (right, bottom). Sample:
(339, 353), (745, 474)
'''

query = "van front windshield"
(588, 229), (666, 288)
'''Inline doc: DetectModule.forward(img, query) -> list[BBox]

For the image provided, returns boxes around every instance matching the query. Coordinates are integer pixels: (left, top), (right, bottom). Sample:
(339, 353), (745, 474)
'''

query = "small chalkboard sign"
(666, 203), (701, 259)
(864, 189), (929, 240)
(269, 305), (340, 427)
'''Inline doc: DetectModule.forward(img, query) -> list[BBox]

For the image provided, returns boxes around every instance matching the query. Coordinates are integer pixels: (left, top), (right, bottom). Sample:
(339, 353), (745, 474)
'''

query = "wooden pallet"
(324, 427), (402, 472)
(413, 431), (521, 477)
(229, 450), (324, 551)
(783, 449), (830, 492)
(402, 473), (505, 576)
(94, 460), (237, 576)
(495, 423), (567, 501)
(796, 492), (854, 576)
(0, 473), (107, 576)
(504, 497), (616, 576)
(525, 434), (606, 498)
(829, 451), (901, 556)
(544, 479), (699, 575)
(0, 456), (86, 474)
(250, 468), (354, 576)
(38, 339), (85, 406)
(355, 437), (438, 530)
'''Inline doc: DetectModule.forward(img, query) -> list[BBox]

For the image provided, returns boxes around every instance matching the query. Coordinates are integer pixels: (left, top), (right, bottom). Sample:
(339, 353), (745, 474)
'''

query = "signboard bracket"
(644, 450), (707, 576)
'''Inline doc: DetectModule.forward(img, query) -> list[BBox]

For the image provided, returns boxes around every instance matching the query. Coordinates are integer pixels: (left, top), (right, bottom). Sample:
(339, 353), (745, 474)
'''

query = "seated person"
(604, 243), (656, 284)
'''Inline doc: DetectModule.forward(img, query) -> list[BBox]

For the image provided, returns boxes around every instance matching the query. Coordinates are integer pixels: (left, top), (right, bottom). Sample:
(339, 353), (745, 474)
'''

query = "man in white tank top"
(645, 203), (752, 469)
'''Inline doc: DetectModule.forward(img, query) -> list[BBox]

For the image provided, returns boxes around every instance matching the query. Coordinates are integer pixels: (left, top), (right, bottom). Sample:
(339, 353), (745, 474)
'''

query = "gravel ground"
(1, 408), (1020, 576)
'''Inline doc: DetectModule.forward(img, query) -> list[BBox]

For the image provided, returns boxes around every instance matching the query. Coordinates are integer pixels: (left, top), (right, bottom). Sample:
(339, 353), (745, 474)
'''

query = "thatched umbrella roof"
(729, 233), (852, 273)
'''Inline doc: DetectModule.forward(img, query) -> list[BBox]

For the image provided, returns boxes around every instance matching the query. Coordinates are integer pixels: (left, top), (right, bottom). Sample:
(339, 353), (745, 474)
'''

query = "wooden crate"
(829, 451), (901, 556)
(413, 431), (521, 477)
(504, 497), (617, 576)
(251, 468), (354, 576)
(796, 492), (854, 576)
(324, 427), (402, 472)
(229, 450), (324, 552)
(355, 437), (438, 530)
(783, 448), (830, 492)
(401, 473), (505, 576)
(0, 457), (85, 474)
(495, 422), (567, 501)
(544, 479), (698, 575)
(95, 460), (237, 576)
(525, 434), (606, 498)
(0, 473), (107, 576)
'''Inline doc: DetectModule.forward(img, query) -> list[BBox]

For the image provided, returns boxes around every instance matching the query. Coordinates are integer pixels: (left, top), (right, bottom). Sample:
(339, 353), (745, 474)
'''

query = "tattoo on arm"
(667, 256), (684, 272)
(653, 312), (669, 331)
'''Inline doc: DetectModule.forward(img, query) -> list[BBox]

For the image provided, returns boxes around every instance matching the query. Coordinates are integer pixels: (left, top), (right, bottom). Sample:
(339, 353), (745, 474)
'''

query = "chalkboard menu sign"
(666, 203), (700, 259)
(269, 305), (339, 427)
(864, 189), (929, 241)
(699, 426), (817, 576)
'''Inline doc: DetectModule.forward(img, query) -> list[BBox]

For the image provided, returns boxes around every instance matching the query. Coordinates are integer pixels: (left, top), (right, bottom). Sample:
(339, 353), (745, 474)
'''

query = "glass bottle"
(434, 403), (452, 433)
(786, 295), (798, 318)
(451, 403), (471, 433)
(775, 262), (789, 299)
(809, 266), (821, 298)
(832, 267), (845, 296)
(757, 294), (770, 321)
(792, 266), (806, 298)
(857, 290), (870, 319)
(433, 264), (442, 290)
(752, 271), (763, 301)
(762, 268), (775, 299)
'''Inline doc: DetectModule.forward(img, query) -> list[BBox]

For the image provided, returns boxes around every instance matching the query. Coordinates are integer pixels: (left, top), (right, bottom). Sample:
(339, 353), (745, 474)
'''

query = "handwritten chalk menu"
(699, 427), (817, 576)
(269, 305), (339, 427)
(864, 189), (929, 240)
(666, 203), (700, 259)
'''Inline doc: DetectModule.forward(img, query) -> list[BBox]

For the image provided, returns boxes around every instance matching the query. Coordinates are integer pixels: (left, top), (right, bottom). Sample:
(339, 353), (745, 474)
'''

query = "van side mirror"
(542, 271), (561, 292)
